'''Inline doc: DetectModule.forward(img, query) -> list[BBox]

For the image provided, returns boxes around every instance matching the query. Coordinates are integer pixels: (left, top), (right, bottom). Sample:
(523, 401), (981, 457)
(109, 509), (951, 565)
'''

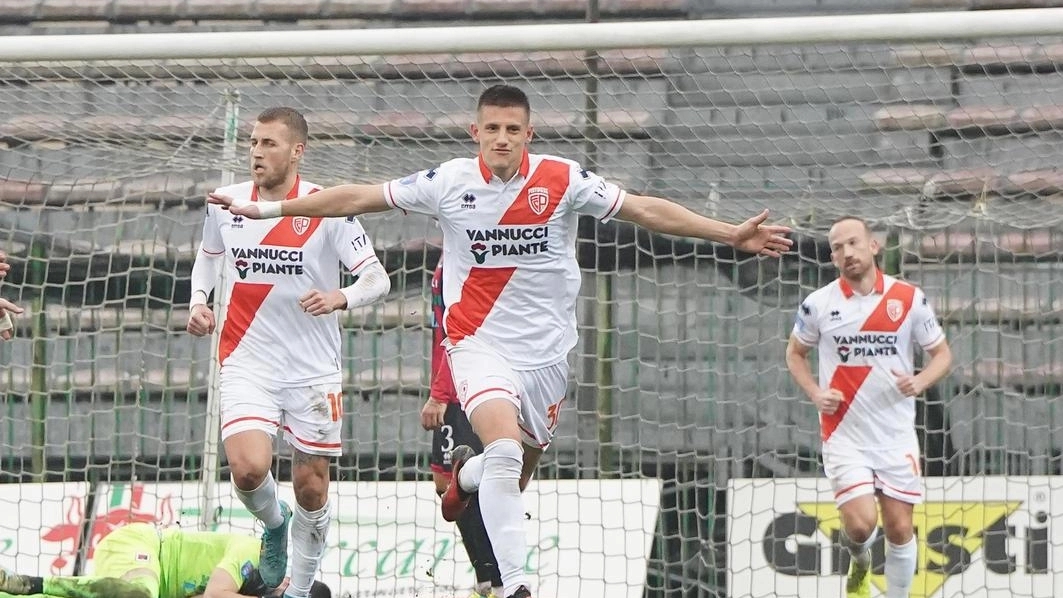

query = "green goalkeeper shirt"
(157, 529), (260, 598)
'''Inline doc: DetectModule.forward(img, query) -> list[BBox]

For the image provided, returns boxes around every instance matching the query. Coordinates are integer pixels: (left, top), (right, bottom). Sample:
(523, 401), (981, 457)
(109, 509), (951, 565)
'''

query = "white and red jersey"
(199, 177), (380, 385)
(791, 269), (946, 449)
(385, 151), (625, 369)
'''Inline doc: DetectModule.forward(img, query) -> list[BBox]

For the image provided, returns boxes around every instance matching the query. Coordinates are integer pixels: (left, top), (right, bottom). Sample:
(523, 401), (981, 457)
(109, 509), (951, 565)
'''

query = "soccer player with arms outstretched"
(420, 258), (502, 598)
(209, 85), (792, 598)
(785, 217), (953, 598)
(186, 107), (390, 597)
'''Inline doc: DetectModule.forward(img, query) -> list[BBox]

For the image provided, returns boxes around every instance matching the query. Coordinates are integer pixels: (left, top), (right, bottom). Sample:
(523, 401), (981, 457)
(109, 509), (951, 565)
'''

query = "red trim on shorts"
(462, 386), (516, 410)
(518, 423), (550, 448)
(874, 475), (923, 497)
(834, 480), (874, 499)
(222, 416), (280, 431)
(282, 425), (342, 449)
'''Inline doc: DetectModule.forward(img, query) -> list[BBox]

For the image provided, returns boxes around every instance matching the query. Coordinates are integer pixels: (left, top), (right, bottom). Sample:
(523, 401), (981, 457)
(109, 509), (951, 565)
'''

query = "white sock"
(458, 453), (485, 493)
(233, 471), (284, 530)
(884, 536), (917, 598)
(477, 439), (528, 597)
(843, 527), (878, 568)
(286, 501), (332, 598)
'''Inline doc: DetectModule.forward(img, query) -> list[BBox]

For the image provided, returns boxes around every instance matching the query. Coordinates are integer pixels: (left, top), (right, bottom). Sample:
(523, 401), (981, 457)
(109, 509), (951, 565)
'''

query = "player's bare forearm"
(785, 336), (821, 399)
(280, 184), (390, 218)
(617, 193), (792, 256)
(915, 341), (953, 390)
(617, 194), (735, 243)
(204, 588), (243, 598)
(203, 569), (242, 598)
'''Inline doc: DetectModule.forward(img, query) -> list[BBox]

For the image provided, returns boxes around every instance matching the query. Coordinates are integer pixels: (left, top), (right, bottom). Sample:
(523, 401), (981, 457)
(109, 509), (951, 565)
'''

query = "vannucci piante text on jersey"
(792, 270), (946, 448)
(201, 177), (380, 384)
(385, 151), (625, 370)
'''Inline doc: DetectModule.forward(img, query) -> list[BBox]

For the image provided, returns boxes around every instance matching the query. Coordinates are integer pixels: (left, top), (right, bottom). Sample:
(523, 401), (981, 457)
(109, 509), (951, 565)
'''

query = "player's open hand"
(0, 297), (23, 341)
(299, 289), (346, 316)
(420, 398), (447, 430)
(207, 193), (265, 219)
(812, 388), (845, 415)
(732, 209), (793, 258)
(891, 369), (925, 397)
(186, 304), (216, 336)
(0, 250), (9, 279)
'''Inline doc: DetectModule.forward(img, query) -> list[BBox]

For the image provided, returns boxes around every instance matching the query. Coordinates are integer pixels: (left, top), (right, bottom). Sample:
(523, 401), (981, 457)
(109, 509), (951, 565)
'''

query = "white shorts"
(823, 441), (924, 507)
(446, 338), (568, 448)
(219, 372), (344, 457)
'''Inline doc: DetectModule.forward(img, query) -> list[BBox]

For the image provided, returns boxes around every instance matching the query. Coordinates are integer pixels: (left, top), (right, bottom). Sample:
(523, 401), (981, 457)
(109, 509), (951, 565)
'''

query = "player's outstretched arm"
(615, 194), (793, 257)
(208, 184), (390, 220)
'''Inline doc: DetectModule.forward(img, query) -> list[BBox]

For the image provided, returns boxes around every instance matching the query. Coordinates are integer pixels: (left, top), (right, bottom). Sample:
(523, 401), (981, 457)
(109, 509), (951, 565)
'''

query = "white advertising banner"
(0, 479), (660, 598)
(728, 476), (1062, 598)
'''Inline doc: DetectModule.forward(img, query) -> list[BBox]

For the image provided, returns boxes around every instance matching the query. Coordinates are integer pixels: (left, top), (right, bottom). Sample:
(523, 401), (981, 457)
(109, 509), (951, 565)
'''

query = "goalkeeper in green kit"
(0, 523), (331, 598)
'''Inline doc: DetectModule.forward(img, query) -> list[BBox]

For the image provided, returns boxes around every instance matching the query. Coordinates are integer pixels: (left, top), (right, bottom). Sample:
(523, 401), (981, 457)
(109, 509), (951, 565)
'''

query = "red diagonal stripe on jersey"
(860, 281), (916, 332)
(219, 282), (273, 365)
(821, 364), (873, 442)
(259, 216), (322, 247)
(445, 266), (516, 344)
(497, 159), (571, 225)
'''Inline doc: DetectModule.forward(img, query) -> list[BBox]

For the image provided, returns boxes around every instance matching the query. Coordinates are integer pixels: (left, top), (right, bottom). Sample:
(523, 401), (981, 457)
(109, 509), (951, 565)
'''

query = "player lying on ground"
(209, 84), (792, 598)
(0, 523), (331, 598)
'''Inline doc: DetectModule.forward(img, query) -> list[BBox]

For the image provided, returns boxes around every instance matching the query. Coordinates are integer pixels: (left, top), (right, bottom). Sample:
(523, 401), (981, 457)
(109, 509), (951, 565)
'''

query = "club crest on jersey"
(528, 186), (549, 215)
(887, 299), (904, 322)
(292, 217), (311, 235)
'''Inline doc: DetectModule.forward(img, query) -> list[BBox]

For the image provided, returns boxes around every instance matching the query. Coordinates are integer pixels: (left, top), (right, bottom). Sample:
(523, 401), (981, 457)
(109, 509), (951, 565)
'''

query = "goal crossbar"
(0, 8), (1062, 60)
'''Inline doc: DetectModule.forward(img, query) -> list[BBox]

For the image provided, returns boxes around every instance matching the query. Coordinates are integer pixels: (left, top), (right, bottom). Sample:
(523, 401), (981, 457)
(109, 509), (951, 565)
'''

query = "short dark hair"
(831, 215), (873, 235)
(308, 581), (331, 598)
(256, 107), (308, 145)
(477, 84), (530, 114)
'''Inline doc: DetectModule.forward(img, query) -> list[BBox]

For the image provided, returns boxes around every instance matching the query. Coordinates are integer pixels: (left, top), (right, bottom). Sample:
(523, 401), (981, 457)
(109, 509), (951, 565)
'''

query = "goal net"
(0, 10), (1062, 598)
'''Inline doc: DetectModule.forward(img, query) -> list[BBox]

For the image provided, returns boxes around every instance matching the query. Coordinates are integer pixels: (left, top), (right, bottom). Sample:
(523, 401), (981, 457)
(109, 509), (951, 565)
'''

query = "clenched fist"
(186, 304), (216, 336)
(812, 388), (845, 415)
